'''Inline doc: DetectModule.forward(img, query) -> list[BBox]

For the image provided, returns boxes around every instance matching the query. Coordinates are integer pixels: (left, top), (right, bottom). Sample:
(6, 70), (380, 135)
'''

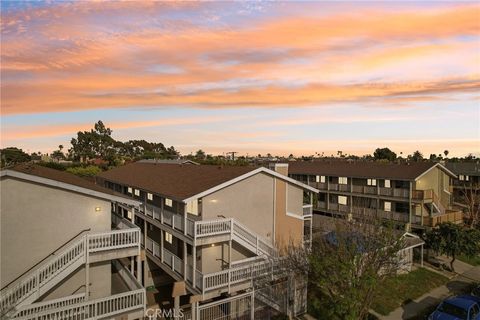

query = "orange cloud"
(1, 2), (479, 115)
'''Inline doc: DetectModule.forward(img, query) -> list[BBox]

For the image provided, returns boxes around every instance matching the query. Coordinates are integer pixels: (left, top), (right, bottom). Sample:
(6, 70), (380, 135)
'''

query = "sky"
(1, 1), (479, 157)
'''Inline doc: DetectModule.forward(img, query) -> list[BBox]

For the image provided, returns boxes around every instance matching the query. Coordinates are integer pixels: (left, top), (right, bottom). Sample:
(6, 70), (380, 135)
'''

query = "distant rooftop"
(288, 160), (454, 181)
(137, 159), (199, 165)
(445, 162), (480, 176)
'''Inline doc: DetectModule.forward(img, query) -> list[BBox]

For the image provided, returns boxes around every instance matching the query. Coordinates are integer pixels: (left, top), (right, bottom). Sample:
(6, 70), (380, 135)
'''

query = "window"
(466, 175), (470, 181)
(384, 180), (391, 188)
(339, 177), (348, 184)
(127, 187), (132, 194)
(165, 232), (173, 244)
(315, 175), (320, 183)
(147, 193), (153, 201)
(127, 210), (132, 219)
(459, 175), (465, 181)
(187, 200), (199, 216)
(367, 179), (377, 186)
(165, 198), (173, 207)
(134, 189), (140, 196)
(338, 196), (347, 205)
(384, 201), (391, 212)
(320, 176), (326, 183)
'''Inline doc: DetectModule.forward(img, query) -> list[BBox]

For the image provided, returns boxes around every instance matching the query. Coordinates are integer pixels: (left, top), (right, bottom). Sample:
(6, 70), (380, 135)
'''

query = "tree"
(194, 149), (206, 160)
(70, 120), (116, 161)
(424, 222), (480, 271)
(409, 150), (423, 162)
(285, 218), (406, 319)
(373, 148), (397, 161)
(1, 147), (31, 167)
(444, 150), (449, 158)
(460, 183), (480, 228)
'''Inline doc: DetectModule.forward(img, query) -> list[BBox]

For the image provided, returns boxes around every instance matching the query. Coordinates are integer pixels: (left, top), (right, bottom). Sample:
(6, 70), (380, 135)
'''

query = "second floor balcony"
(309, 181), (410, 198)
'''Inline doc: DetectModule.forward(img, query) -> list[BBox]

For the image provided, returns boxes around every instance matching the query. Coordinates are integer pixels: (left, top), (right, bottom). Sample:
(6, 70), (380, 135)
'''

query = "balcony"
(424, 210), (464, 227)
(412, 189), (434, 201)
(145, 237), (283, 298)
(310, 182), (410, 199)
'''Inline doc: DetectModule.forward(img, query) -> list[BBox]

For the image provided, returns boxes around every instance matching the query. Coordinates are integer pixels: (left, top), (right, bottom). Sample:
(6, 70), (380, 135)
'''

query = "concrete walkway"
(380, 259), (480, 320)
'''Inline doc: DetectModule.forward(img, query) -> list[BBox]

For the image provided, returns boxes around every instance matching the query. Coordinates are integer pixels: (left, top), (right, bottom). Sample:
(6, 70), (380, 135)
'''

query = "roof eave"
(1, 170), (141, 206)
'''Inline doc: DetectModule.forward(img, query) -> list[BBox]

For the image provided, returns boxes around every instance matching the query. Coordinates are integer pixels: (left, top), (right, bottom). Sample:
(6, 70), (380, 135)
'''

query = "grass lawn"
(458, 254), (480, 266)
(371, 267), (449, 316)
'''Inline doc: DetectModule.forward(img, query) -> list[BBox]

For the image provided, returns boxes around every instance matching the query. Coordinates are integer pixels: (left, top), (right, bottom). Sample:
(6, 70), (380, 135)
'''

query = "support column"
(160, 230), (164, 262)
(85, 263), (90, 300)
(85, 235), (90, 300)
(136, 255), (142, 283)
(183, 241), (187, 280)
(192, 246), (197, 288)
(228, 240), (232, 268)
(421, 245), (424, 267)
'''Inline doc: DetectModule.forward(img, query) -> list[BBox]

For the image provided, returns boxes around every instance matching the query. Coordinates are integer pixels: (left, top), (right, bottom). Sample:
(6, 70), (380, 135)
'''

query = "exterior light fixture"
(95, 206), (101, 212)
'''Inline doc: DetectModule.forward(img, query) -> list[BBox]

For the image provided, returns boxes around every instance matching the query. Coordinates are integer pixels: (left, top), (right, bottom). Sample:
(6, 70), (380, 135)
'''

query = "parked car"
(472, 285), (480, 298)
(429, 296), (480, 320)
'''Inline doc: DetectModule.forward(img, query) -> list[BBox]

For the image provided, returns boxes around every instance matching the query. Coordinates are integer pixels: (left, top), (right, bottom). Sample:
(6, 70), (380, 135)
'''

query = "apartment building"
(287, 161), (463, 230)
(445, 162), (480, 202)
(0, 164), (145, 320)
(96, 162), (318, 319)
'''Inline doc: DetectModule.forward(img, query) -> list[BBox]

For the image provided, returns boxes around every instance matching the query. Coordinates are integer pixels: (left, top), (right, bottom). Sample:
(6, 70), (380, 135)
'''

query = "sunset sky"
(1, 1), (479, 157)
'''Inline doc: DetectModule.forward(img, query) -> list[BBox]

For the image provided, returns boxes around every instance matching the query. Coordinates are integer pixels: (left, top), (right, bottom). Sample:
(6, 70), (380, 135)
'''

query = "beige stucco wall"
(202, 172), (275, 242)
(287, 184), (303, 216)
(275, 178), (303, 249)
(0, 177), (112, 297)
(198, 242), (252, 273)
(41, 262), (112, 301)
(415, 167), (451, 207)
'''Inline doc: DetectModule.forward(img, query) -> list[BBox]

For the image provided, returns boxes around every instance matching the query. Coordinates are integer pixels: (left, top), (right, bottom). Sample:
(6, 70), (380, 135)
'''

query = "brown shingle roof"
(5, 163), (122, 197)
(288, 161), (438, 180)
(97, 162), (257, 200)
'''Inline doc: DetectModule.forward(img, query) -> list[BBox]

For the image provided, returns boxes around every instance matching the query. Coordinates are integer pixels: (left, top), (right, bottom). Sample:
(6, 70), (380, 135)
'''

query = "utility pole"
(226, 151), (238, 161)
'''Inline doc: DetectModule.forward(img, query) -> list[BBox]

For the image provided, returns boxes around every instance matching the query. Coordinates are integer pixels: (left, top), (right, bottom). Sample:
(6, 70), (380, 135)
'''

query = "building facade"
(97, 162), (318, 319)
(287, 161), (463, 230)
(0, 164), (145, 320)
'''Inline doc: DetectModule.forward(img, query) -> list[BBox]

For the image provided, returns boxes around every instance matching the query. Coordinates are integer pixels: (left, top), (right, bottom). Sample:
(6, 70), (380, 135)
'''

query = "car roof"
(444, 296), (478, 309)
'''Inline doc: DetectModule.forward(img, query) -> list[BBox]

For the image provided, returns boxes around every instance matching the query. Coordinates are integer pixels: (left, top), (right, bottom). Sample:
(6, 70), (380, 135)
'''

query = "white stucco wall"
(0, 177), (112, 298)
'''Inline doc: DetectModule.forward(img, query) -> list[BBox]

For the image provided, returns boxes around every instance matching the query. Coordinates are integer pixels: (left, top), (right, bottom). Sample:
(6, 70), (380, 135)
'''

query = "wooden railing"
(425, 211), (463, 227)
(302, 204), (313, 216)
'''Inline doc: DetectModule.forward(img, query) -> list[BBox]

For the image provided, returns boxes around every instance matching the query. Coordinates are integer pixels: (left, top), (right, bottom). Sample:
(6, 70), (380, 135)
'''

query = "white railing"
(195, 219), (231, 237)
(88, 229), (140, 252)
(13, 293), (86, 318)
(202, 258), (282, 293)
(198, 291), (253, 320)
(232, 220), (276, 256)
(1, 228), (140, 314)
(146, 237), (183, 276)
(15, 289), (145, 320)
(302, 204), (313, 217)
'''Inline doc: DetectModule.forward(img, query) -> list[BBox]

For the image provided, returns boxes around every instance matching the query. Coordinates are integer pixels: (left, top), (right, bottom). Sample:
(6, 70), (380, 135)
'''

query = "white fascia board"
(182, 167), (319, 203)
(415, 163), (457, 181)
(1, 170), (141, 206)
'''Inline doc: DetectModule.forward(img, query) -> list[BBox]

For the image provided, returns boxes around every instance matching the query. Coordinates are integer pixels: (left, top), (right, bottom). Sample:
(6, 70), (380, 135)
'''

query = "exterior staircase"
(0, 229), (140, 318)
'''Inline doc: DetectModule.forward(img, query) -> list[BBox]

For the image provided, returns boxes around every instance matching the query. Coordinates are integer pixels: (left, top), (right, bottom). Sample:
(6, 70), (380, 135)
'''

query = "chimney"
(272, 163), (289, 176)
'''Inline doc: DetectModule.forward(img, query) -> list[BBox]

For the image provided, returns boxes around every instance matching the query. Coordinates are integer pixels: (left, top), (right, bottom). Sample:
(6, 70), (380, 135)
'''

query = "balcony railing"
(302, 204), (313, 217)
(1, 228), (140, 314)
(146, 236), (282, 296)
(309, 181), (410, 198)
(412, 189), (434, 200)
(425, 211), (463, 227)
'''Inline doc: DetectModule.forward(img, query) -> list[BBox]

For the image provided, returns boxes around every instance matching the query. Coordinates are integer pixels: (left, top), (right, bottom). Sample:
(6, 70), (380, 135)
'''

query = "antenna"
(226, 151), (238, 161)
